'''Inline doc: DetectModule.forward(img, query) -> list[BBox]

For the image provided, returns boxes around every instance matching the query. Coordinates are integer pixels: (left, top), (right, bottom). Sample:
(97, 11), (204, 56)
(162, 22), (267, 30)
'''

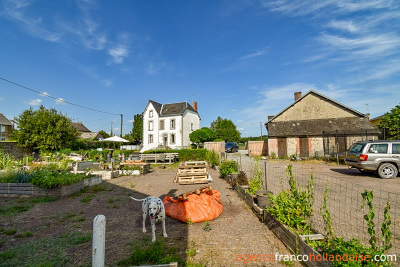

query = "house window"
(159, 120), (165, 130)
(170, 119), (175, 130)
(149, 110), (153, 118)
(171, 134), (175, 144)
(148, 134), (153, 144)
(148, 121), (154, 131)
(191, 123), (194, 131)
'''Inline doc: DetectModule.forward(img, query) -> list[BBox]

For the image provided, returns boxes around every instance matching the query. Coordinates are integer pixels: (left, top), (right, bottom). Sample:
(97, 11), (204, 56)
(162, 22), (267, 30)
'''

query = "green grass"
(0, 196), (57, 217)
(0, 231), (92, 267)
(80, 195), (93, 203)
(117, 239), (184, 267)
(15, 231), (33, 238)
(3, 228), (17, 235)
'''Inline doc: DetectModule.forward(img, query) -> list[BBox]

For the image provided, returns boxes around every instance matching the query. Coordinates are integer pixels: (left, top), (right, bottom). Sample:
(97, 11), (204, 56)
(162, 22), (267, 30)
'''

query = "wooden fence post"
(92, 215), (106, 267)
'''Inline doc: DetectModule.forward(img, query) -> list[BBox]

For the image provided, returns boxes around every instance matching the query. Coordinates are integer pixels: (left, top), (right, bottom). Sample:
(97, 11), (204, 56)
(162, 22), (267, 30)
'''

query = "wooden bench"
(139, 153), (179, 164)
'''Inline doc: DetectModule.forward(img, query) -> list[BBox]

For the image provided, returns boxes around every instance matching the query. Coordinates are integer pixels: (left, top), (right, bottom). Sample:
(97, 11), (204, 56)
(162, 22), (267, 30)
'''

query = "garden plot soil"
(0, 166), (301, 267)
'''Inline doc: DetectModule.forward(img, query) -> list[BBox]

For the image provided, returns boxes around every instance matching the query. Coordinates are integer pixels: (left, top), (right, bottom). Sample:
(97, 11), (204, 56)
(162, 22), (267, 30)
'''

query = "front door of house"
(278, 137), (287, 158)
(164, 136), (168, 147)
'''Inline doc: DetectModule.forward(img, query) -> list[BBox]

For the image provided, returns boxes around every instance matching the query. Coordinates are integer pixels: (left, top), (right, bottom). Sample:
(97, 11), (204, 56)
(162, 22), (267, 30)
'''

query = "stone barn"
(265, 90), (378, 158)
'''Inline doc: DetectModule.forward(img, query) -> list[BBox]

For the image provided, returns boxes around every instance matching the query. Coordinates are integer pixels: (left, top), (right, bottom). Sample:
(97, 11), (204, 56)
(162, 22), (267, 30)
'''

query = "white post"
(92, 215), (106, 267)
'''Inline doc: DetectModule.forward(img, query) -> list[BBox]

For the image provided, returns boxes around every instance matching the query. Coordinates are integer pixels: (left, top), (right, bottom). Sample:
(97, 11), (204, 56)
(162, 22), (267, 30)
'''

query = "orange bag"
(163, 188), (223, 223)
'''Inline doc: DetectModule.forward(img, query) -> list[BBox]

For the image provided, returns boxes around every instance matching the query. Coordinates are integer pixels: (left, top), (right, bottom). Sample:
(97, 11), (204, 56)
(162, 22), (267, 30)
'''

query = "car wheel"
(377, 163), (398, 179)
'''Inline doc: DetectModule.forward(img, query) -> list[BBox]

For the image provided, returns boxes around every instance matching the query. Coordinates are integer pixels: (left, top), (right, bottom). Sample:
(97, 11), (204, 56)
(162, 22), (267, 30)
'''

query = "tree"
(210, 116), (222, 131)
(378, 104), (400, 139)
(213, 118), (241, 142)
(12, 105), (79, 152)
(189, 127), (217, 148)
(98, 130), (110, 139)
(124, 114), (143, 144)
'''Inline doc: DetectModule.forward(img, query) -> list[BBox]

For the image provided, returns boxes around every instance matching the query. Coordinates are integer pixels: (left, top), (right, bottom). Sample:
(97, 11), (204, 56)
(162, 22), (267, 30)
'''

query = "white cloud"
(263, 0), (395, 16)
(25, 99), (42, 106)
(40, 91), (50, 97)
(327, 20), (358, 33)
(241, 83), (318, 118)
(231, 109), (236, 112)
(237, 120), (244, 123)
(0, 97), (4, 101)
(55, 98), (66, 105)
(240, 47), (268, 60)
(108, 45), (129, 64)
(146, 62), (174, 75)
(1, 0), (61, 42)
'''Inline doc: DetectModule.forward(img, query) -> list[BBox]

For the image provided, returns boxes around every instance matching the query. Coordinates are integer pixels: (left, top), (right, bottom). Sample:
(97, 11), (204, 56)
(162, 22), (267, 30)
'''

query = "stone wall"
(0, 142), (26, 159)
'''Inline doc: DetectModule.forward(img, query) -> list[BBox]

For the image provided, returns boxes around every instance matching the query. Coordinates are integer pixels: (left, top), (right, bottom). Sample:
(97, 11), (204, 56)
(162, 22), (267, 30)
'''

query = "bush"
(219, 161), (238, 178)
(266, 165), (314, 234)
(246, 163), (263, 195)
(178, 149), (208, 161)
(206, 150), (219, 166)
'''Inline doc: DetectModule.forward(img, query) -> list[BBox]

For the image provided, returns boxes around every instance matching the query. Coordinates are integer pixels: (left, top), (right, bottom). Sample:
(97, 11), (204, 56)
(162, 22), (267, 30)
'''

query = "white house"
(141, 100), (201, 152)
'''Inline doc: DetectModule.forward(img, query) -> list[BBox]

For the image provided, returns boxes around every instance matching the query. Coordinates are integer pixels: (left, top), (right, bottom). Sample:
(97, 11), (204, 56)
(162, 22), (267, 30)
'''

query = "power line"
(0, 78), (121, 116)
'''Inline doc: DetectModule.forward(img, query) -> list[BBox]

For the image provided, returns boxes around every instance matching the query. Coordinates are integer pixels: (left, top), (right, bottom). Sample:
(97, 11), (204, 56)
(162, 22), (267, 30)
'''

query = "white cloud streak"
(25, 99), (42, 106)
(240, 47), (268, 60)
(108, 45), (129, 64)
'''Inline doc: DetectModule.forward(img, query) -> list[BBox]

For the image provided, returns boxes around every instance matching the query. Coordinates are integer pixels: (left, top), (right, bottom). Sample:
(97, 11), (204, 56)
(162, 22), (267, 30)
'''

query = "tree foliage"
(378, 104), (400, 139)
(189, 127), (217, 147)
(124, 114), (143, 144)
(12, 105), (79, 152)
(212, 117), (241, 142)
(98, 130), (110, 139)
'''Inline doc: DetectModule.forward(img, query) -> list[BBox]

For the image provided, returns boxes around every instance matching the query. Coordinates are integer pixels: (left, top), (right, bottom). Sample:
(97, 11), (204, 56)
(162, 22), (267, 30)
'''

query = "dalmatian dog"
(130, 196), (167, 242)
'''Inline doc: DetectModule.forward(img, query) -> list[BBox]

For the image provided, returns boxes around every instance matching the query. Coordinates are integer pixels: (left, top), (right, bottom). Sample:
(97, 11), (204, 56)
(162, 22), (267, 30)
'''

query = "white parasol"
(100, 136), (129, 143)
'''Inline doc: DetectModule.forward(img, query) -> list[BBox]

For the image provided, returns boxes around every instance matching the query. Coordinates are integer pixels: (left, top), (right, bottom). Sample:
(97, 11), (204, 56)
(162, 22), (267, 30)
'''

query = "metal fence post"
(92, 215), (106, 267)
(264, 160), (267, 191)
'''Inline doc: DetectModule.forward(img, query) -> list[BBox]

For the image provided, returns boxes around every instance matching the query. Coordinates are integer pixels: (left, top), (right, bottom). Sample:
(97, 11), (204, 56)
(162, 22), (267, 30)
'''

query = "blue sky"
(1, 0), (399, 137)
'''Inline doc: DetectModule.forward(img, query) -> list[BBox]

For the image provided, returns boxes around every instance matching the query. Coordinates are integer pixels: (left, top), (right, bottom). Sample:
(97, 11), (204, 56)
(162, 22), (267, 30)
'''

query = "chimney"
(294, 92), (302, 101)
(268, 115), (275, 120)
(193, 101), (198, 111)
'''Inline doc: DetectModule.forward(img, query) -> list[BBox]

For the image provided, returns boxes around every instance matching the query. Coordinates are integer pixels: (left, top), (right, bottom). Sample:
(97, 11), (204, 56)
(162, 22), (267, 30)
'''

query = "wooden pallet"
(174, 162), (209, 184)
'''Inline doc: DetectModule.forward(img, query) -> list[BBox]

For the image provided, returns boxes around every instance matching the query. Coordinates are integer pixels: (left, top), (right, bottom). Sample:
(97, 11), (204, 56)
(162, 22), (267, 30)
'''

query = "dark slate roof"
(71, 122), (91, 132)
(148, 100), (198, 116)
(267, 117), (378, 137)
(0, 114), (12, 126)
(149, 100), (163, 114)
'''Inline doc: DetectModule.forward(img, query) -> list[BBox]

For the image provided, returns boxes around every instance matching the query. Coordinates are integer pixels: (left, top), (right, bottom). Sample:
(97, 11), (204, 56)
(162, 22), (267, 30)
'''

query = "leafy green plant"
(219, 161), (238, 178)
(246, 162), (263, 195)
(266, 165), (314, 234)
(206, 150), (219, 166)
(31, 171), (91, 188)
(0, 149), (16, 170)
(322, 183), (334, 241)
(314, 190), (393, 266)
(203, 221), (212, 231)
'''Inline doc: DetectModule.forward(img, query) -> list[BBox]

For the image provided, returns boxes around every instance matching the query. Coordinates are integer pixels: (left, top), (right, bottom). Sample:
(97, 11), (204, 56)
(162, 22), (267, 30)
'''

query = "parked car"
(345, 140), (400, 179)
(225, 142), (239, 153)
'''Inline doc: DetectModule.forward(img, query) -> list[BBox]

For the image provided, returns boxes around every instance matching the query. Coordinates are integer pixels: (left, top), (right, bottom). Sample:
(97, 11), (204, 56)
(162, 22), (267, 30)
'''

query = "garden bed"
(0, 176), (102, 197)
(232, 180), (329, 267)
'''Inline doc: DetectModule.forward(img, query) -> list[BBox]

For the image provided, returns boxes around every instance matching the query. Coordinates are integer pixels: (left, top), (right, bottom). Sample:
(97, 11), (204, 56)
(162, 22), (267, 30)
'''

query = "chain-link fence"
(226, 154), (400, 260)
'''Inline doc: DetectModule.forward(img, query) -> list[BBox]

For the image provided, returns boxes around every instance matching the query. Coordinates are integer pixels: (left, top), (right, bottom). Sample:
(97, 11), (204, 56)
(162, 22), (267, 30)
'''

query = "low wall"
(248, 141), (268, 156)
(0, 176), (102, 197)
(204, 141), (225, 153)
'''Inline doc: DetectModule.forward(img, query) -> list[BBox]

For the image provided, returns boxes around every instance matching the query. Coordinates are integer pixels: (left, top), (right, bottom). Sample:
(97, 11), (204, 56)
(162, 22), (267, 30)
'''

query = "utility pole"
(260, 122), (263, 140)
(120, 114), (123, 137)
